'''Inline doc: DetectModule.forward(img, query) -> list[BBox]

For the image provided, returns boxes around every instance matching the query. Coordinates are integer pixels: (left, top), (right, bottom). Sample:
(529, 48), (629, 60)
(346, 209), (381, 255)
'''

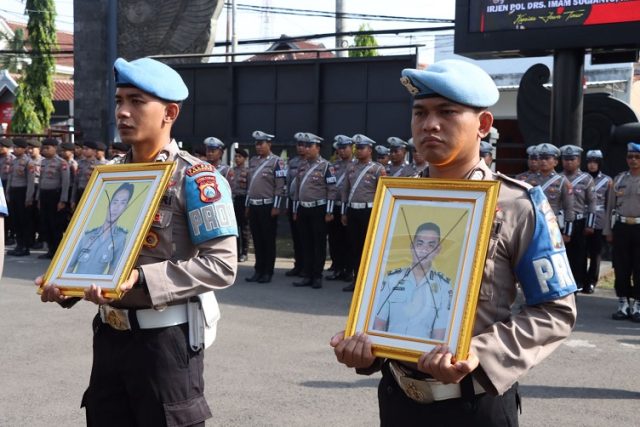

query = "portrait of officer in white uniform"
(372, 222), (453, 341)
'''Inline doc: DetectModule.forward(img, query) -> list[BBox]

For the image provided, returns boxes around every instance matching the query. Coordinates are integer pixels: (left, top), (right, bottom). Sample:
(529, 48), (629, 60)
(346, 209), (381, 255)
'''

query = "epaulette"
(388, 267), (403, 276)
(177, 150), (201, 167)
(495, 171), (532, 191)
(436, 271), (451, 284)
(115, 226), (128, 234)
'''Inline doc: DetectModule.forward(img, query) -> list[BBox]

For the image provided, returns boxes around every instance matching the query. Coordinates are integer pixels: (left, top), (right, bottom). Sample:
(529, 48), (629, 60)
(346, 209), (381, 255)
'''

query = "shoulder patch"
(186, 162), (215, 177)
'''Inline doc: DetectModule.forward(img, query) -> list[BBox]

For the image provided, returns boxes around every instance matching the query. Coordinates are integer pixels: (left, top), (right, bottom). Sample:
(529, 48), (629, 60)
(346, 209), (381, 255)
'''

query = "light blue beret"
(537, 143), (560, 157)
(253, 130), (274, 141)
(203, 137), (225, 150)
(294, 132), (306, 142)
(627, 142), (640, 152)
(387, 137), (408, 149)
(526, 145), (539, 157)
(304, 132), (324, 144)
(559, 145), (583, 157)
(334, 135), (353, 146)
(375, 145), (390, 156)
(400, 60), (499, 108)
(114, 57), (188, 102)
(586, 150), (603, 159)
(480, 141), (493, 155)
(353, 134), (375, 146)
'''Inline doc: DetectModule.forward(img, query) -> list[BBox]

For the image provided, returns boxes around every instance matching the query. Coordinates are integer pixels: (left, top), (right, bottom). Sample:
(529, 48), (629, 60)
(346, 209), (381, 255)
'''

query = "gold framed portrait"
(39, 162), (176, 299)
(345, 177), (500, 363)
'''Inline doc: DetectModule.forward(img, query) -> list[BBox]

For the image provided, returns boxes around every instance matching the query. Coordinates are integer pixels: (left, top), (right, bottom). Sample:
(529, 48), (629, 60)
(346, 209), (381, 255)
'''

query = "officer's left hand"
(325, 213), (333, 223)
(83, 269), (138, 305)
(416, 345), (479, 384)
(271, 207), (280, 217)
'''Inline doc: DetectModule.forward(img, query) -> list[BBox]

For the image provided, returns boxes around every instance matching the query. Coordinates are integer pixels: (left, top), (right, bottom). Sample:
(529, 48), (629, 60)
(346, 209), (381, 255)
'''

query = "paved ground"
(0, 252), (638, 426)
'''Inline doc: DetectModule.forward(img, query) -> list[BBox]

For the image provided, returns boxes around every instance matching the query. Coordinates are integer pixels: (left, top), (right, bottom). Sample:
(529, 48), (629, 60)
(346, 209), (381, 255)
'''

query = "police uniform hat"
(203, 137), (225, 150)
(294, 132), (307, 143)
(407, 138), (415, 150)
(334, 135), (353, 146)
(526, 145), (539, 158)
(375, 145), (390, 156)
(387, 137), (408, 149)
(400, 59), (499, 108)
(480, 141), (493, 155)
(235, 147), (249, 158)
(60, 141), (75, 151)
(13, 138), (28, 148)
(304, 132), (323, 144)
(559, 145), (583, 158)
(537, 143), (560, 157)
(83, 140), (99, 150)
(627, 142), (640, 152)
(112, 142), (130, 152)
(42, 137), (60, 147)
(95, 141), (107, 151)
(0, 137), (13, 148)
(353, 134), (375, 146)
(114, 57), (188, 102)
(27, 139), (41, 148)
(252, 130), (274, 141)
(586, 149), (603, 159)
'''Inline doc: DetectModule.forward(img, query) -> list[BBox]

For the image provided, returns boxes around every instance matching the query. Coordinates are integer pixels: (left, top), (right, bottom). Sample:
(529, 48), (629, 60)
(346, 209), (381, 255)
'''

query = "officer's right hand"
(330, 331), (375, 369)
(36, 275), (70, 304)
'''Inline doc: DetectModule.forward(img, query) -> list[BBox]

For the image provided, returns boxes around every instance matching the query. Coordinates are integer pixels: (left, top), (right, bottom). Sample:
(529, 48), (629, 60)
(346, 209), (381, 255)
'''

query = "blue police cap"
(353, 134), (375, 146)
(304, 132), (324, 144)
(586, 150), (603, 159)
(334, 135), (353, 146)
(294, 132), (306, 143)
(387, 137), (408, 149)
(559, 145), (583, 157)
(480, 141), (493, 155)
(526, 145), (539, 157)
(627, 142), (640, 152)
(203, 137), (225, 150)
(253, 130), (274, 141)
(537, 143), (560, 157)
(114, 57), (188, 102)
(400, 60), (499, 108)
(375, 145), (390, 156)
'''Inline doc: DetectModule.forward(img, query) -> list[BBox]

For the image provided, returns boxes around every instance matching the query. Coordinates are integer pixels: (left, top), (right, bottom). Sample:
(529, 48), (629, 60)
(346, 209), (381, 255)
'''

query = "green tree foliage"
(0, 28), (27, 73)
(12, 0), (57, 133)
(349, 24), (378, 58)
(12, 86), (42, 134)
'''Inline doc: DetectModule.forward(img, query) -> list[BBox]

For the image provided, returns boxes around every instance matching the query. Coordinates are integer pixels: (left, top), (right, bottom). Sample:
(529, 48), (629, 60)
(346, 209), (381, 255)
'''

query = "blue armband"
(515, 187), (577, 305)
(185, 164), (238, 245)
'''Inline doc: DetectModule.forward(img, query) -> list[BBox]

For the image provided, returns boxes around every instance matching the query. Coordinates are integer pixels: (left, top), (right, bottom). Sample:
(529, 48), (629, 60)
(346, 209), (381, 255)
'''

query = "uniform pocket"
(163, 394), (212, 427)
(140, 209), (174, 258)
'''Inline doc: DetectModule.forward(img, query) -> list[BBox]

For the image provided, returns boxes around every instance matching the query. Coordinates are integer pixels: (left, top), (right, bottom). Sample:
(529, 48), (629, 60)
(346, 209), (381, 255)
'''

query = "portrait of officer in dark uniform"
(66, 182), (134, 275)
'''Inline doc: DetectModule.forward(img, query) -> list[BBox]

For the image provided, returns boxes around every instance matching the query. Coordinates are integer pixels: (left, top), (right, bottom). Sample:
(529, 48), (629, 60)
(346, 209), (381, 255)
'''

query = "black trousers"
(2, 179), (13, 240)
(378, 363), (520, 427)
(612, 223), (640, 299)
(249, 204), (277, 276)
(327, 204), (352, 273)
(347, 207), (372, 279)
(298, 205), (328, 279)
(82, 315), (209, 427)
(288, 201), (304, 272)
(566, 219), (587, 288)
(39, 189), (66, 254)
(233, 195), (250, 256)
(585, 229), (604, 285)
(8, 186), (29, 249)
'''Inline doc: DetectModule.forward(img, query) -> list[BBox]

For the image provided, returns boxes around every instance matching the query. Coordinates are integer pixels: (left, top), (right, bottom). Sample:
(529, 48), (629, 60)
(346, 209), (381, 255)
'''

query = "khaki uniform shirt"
(386, 161), (414, 177)
(292, 157), (338, 213)
(72, 158), (107, 202)
(0, 152), (15, 182)
(214, 162), (233, 183)
(7, 153), (29, 189)
(529, 171), (575, 225)
(26, 156), (42, 202)
(515, 170), (534, 183)
(590, 172), (612, 230)
(246, 154), (286, 208)
(38, 155), (71, 203)
(341, 160), (386, 208)
(111, 140), (238, 309)
(603, 171), (640, 235)
(562, 170), (596, 226)
(331, 158), (354, 205)
(230, 164), (248, 197)
(285, 156), (303, 200)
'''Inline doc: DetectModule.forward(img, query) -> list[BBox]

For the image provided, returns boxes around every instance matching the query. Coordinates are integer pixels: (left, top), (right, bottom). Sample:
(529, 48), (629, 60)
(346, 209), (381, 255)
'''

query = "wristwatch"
(134, 266), (146, 289)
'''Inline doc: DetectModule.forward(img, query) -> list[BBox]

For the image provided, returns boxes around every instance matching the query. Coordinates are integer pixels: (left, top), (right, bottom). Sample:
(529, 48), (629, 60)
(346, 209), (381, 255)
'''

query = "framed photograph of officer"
(345, 177), (500, 363)
(40, 162), (175, 299)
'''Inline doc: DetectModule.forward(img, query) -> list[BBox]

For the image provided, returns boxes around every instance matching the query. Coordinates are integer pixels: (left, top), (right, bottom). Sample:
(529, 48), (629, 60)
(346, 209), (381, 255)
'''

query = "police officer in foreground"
(515, 145), (540, 183)
(6, 138), (32, 256)
(529, 143), (575, 242)
(583, 150), (612, 293)
(204, 136), (234, 182)
(230, 147), (251, 262)
(479, 140), (493, 167)
(245, 130), (286, 283)
(37, 137), (71, 259)
(327, 135), (355, 282)
(284, 132), (308, 277)
(291, 133), (337, 289)
(38, 56), (238, 426)
(331, 59), (576, 425)
(386, 137), (413, 177)
(560, 144), (596, 292)
(604, 142), (640, 322)
(341, 134), (387, 292)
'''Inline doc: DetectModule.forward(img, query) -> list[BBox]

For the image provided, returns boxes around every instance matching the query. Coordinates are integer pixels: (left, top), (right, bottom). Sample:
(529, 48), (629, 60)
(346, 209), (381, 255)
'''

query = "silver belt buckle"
(100, 305), (131, 331)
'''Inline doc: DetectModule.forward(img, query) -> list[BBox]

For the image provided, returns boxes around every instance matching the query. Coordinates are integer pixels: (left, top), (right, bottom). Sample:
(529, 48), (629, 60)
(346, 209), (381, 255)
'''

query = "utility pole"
(336, 0), (346, 57)
(232, 0), (237, 61)
(226, 0), (231, 62)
